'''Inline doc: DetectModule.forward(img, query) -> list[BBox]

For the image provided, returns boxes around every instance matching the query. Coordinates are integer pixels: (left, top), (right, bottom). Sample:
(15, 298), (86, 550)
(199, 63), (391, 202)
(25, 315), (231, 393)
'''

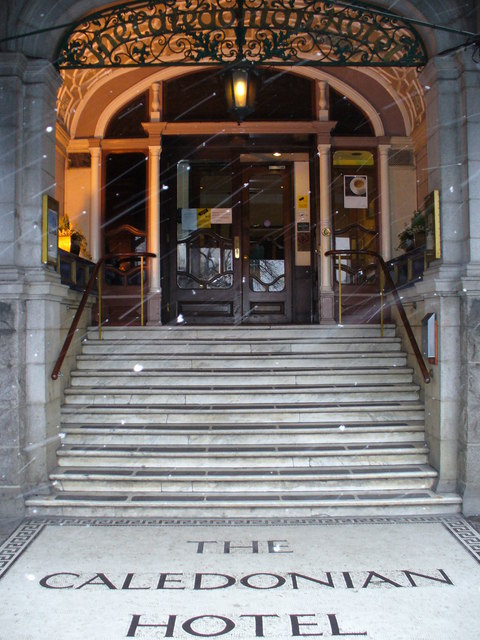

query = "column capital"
(23, 59), (61, 92)
(377, 143), (391, 155)
(317, 142), (331, 155)
(0, 52), (28, 78)
(419, 55), (460, 88)
(148, 144), (162, 158)
(142, 122), (167, 144)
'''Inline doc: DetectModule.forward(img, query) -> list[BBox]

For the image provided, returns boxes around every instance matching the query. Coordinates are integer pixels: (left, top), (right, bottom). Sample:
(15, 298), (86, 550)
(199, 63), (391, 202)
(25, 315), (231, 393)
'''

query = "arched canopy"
(56, 0), (428, 69)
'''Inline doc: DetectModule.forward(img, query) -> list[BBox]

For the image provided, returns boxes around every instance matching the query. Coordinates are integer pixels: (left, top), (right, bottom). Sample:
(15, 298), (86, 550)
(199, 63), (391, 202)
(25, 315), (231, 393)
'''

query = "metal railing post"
(338, 254), (342, 324)
(98, 264), (102, 341)
(140, 256), (144, 327)
(380, 268), (384, 338)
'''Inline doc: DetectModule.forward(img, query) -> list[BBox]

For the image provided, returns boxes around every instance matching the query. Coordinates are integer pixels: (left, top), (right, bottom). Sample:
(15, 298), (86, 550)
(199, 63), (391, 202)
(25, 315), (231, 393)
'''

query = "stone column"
(317, 143), (335, 324)
(0, 55), (79, 519)
(0, 49), (26, 517)
(378, 144), (392, 260)
(414, 55), (465, 496)
(147, 144), (162, 323)
(89, 144), (102, 262)
(0, 54), (26, 268)
(457, 51), (480, 514)
(421, 56), (465, 268)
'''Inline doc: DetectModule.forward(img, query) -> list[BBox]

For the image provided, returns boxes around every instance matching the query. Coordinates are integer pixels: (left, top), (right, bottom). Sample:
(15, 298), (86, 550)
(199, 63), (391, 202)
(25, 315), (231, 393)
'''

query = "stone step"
(49, 464), (438, 493)
(31, 323), (461, 518)
(56, 441), (430, 468)
(25, 489), (462, 517)
(69, 368), (414, 386)
(62, 384), (420, 406)
(60, 403), (425, 424)
(74, 353), (408, 370)
(60, 421), (426, 445)
(86, 324), (397, 341)
(80, 338), (403, 356)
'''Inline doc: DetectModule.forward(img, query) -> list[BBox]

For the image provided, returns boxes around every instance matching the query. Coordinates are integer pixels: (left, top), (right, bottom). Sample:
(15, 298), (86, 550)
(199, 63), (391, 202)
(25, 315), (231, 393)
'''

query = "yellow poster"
(297, 195), (308, 209)
(197, 208), (211, 228)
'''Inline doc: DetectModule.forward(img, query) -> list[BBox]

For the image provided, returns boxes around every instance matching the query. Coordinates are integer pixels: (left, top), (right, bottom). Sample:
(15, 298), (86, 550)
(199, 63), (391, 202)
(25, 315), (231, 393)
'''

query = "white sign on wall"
(344, 175), (368, 208)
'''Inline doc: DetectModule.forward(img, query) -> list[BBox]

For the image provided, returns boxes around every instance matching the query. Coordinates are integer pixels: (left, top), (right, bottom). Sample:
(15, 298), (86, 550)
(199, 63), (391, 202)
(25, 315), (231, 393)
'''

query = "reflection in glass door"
(168, 160), (292, 324)
(242, 164), (292, 323)
(171, 160), (240, 322)
(331, 150), (379, 322)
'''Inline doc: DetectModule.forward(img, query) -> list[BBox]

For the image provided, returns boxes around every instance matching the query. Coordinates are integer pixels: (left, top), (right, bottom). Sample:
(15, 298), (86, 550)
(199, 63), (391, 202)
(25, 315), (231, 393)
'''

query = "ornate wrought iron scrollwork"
(56, 0), (428, 69)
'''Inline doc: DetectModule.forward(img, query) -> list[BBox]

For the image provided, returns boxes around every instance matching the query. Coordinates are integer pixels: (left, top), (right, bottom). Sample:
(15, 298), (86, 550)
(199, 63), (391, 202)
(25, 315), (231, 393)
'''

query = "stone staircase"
(26, 325), (461, 517)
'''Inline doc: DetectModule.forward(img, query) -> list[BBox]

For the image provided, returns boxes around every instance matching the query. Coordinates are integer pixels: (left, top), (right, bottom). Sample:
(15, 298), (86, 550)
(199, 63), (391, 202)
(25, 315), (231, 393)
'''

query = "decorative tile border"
(0, 521), (46, 579)
(442, 517), (480, 564)
(1, 515), (479, 582)
(10, 514), (466, 527)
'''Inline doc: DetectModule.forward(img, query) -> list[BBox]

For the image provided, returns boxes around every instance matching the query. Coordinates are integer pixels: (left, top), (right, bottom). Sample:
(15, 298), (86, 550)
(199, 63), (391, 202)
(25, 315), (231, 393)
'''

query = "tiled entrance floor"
(1, 515), (480, 639)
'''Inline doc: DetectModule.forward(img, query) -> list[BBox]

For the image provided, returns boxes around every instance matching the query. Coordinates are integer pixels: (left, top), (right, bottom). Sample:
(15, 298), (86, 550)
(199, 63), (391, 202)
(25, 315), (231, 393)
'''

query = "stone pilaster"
(420, 56), (466, 268)
(378, 144), (392, 260)
(89, 143), (102, 262)
(147, 144), (162, 324)
(20, 59), (62, 268)
(0, 54), (27, 267)
(317, 143), (335, 324)
(415, 52), (480, 509)
(0, 55), (85, 519)
(456, 50), (480, 513)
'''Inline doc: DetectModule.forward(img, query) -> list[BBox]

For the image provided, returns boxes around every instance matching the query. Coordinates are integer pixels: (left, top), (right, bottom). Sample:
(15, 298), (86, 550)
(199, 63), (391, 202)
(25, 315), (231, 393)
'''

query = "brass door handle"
(234, 236), (240, 259)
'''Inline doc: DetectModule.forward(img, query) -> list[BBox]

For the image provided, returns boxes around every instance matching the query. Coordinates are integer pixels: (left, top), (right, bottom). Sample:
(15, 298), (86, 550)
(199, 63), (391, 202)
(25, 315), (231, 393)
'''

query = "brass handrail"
(51, 252), (156, 380)
(326, 249), (431, 384)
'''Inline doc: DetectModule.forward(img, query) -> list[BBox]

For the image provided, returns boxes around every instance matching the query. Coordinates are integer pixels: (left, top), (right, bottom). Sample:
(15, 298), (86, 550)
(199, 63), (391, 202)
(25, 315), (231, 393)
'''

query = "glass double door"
(167, 160), (293, 324)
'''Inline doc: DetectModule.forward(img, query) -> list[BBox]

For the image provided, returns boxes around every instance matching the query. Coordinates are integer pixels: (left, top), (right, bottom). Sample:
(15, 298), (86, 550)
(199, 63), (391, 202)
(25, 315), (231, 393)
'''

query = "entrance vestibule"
(89, 67), (394, 326)
(164, 155), (296, 324)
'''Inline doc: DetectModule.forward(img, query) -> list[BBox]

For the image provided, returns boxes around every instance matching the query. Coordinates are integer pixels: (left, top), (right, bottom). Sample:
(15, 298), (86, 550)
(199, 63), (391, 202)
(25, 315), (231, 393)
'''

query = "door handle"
(234, 236), (240, 259)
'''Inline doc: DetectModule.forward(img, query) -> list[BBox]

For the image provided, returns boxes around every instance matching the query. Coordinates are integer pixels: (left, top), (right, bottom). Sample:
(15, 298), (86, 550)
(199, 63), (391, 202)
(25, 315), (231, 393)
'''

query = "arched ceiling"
(57, 63), (425, 139)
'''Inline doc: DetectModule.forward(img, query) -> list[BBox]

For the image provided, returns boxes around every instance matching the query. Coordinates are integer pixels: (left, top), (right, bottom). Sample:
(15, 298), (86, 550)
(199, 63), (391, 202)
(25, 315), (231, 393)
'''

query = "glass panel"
(250, 261), (285, 292)
(248, 170), (285, 292)
(177, 273), (233, 289)
(330, 89), (375, 136)
(331, 150), (378, 284)
(164, 70), (313, 122)
(176, 162), (233, 290)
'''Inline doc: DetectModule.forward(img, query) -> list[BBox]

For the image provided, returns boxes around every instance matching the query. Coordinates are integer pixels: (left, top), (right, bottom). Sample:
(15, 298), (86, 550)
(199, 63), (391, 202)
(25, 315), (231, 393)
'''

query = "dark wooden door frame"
(163, 160), (295, 324)
(240, 162), (293, 324)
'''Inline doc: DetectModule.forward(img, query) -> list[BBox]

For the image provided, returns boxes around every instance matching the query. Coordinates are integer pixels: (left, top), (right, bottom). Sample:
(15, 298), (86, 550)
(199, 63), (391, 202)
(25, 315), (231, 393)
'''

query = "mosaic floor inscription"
(0, 516), (479, 639)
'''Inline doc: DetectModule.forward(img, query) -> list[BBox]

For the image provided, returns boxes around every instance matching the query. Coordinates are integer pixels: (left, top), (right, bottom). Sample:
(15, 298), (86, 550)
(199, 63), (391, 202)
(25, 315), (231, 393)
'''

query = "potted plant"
(411, 210), (426, 248)
(398, 225), (415, 252)
(58, 214), (91, 258)
(398, 210), (425, 252)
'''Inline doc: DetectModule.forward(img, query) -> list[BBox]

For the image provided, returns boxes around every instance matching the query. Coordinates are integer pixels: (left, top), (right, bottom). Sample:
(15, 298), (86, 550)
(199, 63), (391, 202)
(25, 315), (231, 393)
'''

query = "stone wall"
(0, 296), (26, 517)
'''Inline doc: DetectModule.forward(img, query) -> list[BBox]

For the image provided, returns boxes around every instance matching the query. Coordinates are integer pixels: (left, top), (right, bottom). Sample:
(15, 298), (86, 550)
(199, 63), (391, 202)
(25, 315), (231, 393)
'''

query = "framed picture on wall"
(42, 195), (59, 267)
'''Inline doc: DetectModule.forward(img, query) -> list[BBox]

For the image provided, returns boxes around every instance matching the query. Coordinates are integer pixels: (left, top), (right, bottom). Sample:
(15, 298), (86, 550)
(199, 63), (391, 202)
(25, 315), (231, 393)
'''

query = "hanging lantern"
(223, 64), (259, 122)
